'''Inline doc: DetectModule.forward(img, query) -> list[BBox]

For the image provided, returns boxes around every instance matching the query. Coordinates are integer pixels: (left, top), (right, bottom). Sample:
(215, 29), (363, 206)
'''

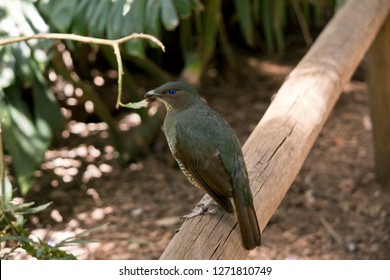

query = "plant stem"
(0, 33), (165, 50)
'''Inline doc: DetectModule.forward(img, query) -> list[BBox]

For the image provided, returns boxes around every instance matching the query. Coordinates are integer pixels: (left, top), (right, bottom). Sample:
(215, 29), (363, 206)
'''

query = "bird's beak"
(144, 90), (157, 99)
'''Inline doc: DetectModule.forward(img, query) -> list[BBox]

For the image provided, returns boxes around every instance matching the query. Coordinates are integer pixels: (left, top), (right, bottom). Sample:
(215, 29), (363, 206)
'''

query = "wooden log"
(160, 0), (390, 259)
(367, 15), (390, 187)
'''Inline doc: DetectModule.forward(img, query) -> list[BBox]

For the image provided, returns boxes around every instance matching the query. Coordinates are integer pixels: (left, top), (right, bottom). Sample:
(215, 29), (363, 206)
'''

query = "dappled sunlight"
(93, 75), (105, 87)
(147, 101), (160, 117)
(118, 113), (142, 131)
(67, 121), (108, 138)
(50, 209), (63, 222)
(84, 100), (94, 113)
(129, 162), (143, 171)
(41, 138), (114, 187)
(82, 164), (114, 183)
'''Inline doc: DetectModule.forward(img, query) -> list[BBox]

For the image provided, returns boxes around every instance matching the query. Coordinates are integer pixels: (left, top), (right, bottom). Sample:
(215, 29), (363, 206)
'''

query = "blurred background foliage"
(0, 0), (342, 197)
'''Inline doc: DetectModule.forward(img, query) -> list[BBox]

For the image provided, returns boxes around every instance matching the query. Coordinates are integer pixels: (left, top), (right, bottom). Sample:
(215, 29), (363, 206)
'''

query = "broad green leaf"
(2, 71), (64, 194)
(2, 86), (43, 194)
(173, 0), (191, 19)
(0, 47), (16, 89)
(37, 0), (78, 32)
(33, 81), (64, 140)
(69, 0), (90, 35)
(262, 0), (275, 53)
(30, 60), (65, 140)
(12, 43), (34, 88)
(233, 0), (254, 46)
(252, 0), (261, 24)
(123, 0), (146, 57)
(145, 0), (161, 40)
(273, 0), (286, 55)
(202, 0), (221, 58)
(88, 0), (112, 37)
(161, 0), (179, 31)
(107, 0), (126, 39)
(22, 0), (49, 35)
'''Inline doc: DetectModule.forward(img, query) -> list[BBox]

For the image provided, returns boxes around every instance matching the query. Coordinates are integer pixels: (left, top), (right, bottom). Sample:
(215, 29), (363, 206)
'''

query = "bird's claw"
(181, 203), (212, 219)
(181, 197), (219, 219)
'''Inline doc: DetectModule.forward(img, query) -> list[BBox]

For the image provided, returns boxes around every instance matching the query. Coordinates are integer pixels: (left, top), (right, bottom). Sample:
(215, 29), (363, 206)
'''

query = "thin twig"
(292, 0), (313, 46)
(319, 215), (344, 247)
(113, 43), (125, 108)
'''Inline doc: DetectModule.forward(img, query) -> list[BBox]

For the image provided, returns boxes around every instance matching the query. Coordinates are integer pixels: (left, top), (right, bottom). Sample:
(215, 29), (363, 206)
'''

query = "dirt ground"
(9, 48), (390, 260)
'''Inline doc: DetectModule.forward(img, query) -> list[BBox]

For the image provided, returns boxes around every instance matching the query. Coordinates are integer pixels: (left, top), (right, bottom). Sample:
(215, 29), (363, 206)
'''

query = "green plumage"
(145, 81), (261, 250)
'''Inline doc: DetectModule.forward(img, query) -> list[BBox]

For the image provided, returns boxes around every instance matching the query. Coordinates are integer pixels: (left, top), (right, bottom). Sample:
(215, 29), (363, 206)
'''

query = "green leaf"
(233, 0), (254, 46)
(0, 47), (16, 89)
(12, 43), (34, 88)
(173, 0), (191, 19)
(123, 0), (146, 57)
(69, 0), (90, 35)
(32, 74), (65, 141)
(202, 0), (221, 59)
(37, 0), (78, 32)
(252, 0), (261, 24)
(2, 78), (64, 194)
(15, 201), (35, 209)
(88, 0), (112, 37)
(16, 202), (52, 215)
(262, 0), (275, 53)
(188, 0), (204, 12)
(145, 0), (161, 40)
(273, 0), (286, 55)
(161, 0), (179, 31)
(3, 85), (45, 193)
(0, 235), (32, 244)
(2, 86), (43, 194)
(21, 1), (50, 35)
(107, 0), (126, 39)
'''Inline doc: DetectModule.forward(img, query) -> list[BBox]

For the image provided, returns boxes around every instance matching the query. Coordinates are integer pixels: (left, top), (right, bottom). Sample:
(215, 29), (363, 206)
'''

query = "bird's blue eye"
(169, 89), (176, 95)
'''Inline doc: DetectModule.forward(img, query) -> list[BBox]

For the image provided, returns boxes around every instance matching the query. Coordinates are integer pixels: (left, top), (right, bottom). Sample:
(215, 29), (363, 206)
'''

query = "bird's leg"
(181, 195), (221, 219)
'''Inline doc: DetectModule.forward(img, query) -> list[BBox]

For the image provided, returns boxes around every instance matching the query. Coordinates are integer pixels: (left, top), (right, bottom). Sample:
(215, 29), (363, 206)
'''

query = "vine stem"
(0, 32), (165, 50)
(0, 32), (165, 108)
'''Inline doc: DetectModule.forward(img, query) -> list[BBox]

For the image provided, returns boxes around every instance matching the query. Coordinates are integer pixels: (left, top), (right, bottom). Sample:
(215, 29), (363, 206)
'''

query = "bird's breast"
(163, 115), (177, 154)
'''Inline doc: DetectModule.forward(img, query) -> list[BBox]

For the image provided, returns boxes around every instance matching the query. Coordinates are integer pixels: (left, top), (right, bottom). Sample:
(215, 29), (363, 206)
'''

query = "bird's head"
(144, 81), (200, 111)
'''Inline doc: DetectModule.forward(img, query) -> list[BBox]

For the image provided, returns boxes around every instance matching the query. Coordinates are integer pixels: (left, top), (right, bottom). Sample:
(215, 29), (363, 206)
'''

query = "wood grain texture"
(367, 15), (390, 187)
(160, 0), (390, 260)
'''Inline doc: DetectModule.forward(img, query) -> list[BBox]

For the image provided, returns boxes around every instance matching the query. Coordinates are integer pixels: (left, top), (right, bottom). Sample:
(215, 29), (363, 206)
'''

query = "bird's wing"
(174, 116), (235, 213)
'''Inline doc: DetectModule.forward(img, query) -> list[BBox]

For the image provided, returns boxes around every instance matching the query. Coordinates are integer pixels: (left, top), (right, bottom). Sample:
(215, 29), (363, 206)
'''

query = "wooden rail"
(160, 0), (390, 259)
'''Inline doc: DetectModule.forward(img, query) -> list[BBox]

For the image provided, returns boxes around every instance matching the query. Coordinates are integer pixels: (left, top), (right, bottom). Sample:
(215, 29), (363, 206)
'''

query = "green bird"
(144, 81), (261, 250)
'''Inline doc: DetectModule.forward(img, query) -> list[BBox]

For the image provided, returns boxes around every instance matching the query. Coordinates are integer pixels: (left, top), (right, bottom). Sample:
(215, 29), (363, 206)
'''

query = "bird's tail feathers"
(233, 192), (261, 250)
